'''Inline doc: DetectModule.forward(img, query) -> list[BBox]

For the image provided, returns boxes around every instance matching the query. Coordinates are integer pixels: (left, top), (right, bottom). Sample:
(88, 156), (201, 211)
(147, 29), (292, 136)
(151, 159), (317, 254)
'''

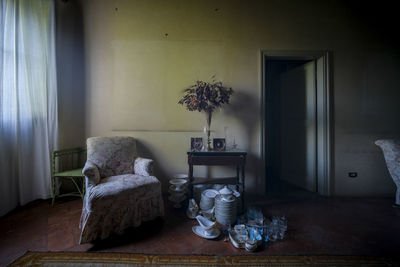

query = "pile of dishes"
(168, 175), (188, 208)
(200, 189), (219, 211)
(198, 189), (218, 220)
(215, 186), (237, 225)
(193, 184), (209, 204)
(229, 225), (258, 252)
(212, 184), (237, 192)
(192, 215), (220, 239)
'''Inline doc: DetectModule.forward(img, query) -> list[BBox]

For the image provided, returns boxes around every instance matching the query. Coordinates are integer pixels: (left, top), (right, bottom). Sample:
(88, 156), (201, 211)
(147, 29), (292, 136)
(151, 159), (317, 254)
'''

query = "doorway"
(261, 51), (331, 196)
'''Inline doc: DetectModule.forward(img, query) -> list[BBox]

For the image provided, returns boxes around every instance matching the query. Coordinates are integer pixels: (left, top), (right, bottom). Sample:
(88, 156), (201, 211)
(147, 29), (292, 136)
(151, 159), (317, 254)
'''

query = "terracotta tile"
(47, 220), (75, 251)
(1, 196), (400, 266)
(47, 230), (75, 251)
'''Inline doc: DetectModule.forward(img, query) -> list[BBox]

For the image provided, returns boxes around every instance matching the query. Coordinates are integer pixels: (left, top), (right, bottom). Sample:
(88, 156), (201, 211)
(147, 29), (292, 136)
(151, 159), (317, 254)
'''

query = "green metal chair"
(51, 147), (86, 205)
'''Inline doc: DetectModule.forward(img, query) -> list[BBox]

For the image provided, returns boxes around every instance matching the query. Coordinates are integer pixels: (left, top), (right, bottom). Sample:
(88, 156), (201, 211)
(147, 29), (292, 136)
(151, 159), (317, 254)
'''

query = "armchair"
(375, 139), (400, 206)
(79, 136), (164, 244)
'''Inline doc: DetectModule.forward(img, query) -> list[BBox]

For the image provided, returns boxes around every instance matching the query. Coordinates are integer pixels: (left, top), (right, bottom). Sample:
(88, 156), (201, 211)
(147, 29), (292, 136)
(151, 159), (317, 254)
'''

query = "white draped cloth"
(0, 0), (57, 216)
(376, 140), (400, 205)
(79, 137), (164, 244)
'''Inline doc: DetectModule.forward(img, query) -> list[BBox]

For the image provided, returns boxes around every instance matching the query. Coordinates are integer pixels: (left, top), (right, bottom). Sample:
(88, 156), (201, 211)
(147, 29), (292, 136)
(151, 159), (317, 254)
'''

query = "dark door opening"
(265, 59), (318, 197)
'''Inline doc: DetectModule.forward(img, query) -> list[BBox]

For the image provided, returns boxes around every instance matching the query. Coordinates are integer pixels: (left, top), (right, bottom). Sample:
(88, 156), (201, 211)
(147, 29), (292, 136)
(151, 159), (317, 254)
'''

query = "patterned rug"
(10, 252), (400, 266)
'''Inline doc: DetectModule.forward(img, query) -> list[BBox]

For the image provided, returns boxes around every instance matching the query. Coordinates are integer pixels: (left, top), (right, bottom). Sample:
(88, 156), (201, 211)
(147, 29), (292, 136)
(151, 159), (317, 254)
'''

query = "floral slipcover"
(79, 136), (164, 244)
(375, 139), (400, 205)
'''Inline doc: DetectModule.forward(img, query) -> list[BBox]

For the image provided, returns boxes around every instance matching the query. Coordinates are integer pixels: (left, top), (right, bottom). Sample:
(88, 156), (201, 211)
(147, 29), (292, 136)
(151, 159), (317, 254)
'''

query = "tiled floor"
(1, 195), (400, 266)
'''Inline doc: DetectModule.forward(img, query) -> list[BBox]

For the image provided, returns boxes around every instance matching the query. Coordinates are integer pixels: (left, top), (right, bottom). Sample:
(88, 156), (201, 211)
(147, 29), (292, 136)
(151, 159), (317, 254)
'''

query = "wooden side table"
(187, 150), (247, 209)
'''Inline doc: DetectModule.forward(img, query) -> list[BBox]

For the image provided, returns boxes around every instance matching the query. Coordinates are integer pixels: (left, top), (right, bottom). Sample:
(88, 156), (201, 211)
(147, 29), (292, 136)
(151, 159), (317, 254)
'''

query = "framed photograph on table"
(213, 138), (226, 151)
(191, 137), (203, 151)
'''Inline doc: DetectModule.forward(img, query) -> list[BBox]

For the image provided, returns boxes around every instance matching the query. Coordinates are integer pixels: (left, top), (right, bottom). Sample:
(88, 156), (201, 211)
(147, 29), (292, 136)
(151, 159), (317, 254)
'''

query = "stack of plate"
(193, 184), (209, 204)
(200, 189), (219, 210)
(215, 195), (237, 225)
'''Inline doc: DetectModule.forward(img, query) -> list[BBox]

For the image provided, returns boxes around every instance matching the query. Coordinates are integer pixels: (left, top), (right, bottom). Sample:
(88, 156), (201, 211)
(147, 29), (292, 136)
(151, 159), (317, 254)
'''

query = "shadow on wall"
(136, 141), (169, 191)
(225, 90), (262, 194)
(56, 0), (86, 148)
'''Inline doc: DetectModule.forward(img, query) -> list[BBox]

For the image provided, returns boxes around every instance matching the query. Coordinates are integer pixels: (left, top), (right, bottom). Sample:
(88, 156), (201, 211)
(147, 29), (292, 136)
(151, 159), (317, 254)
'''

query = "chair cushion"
(87, 174), (161, 204)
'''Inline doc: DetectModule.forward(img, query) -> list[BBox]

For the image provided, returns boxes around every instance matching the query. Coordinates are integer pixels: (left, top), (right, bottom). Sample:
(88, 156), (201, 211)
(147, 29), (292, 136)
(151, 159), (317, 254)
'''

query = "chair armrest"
(134, 157), (154, 176)
(82, 161), (100, 186)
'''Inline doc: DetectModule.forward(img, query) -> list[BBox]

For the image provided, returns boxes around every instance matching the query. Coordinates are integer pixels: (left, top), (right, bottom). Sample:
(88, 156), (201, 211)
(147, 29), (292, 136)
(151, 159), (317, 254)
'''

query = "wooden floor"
(1, 195), (400, 266)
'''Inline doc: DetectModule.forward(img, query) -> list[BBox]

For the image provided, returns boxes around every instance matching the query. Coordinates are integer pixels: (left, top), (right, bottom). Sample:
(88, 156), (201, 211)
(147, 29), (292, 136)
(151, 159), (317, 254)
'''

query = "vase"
(205, 111), (212, 151)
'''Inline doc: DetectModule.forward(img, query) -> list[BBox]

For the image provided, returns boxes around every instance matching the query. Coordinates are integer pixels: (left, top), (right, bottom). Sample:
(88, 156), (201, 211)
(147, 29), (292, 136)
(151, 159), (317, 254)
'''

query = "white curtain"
(0, 0), (57, 216)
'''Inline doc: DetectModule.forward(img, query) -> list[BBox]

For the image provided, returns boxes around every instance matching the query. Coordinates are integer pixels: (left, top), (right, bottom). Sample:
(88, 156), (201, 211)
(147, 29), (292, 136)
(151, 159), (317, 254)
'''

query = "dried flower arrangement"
(178, 78), (233, 150)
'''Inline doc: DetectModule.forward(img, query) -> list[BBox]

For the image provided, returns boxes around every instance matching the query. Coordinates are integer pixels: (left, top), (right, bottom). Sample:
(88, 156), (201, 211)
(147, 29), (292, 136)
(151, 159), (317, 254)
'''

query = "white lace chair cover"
(79, 136), (164, 243)
(375, 139), (400, 206)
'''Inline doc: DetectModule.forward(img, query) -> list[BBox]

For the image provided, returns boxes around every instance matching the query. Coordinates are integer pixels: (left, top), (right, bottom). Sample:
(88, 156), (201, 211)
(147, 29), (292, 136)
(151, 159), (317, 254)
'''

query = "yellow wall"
(57, 0), (400, 196)
(56, 0), (86, 148)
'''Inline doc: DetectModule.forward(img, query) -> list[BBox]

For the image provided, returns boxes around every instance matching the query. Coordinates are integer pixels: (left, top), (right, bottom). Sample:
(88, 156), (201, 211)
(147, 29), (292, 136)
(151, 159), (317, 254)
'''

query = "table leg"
(242, 164), (245, 210)
(189, 163), (194, 198)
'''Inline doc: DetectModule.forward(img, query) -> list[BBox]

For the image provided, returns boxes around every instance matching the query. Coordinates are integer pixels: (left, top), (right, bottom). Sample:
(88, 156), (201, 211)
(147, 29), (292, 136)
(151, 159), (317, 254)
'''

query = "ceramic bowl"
(169, 178), (187, 190)
(173, 173), (188, 180)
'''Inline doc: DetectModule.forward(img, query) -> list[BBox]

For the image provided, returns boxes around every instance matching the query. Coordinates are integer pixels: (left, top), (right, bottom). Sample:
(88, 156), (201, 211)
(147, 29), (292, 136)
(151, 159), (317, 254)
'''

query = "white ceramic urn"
(219, 186), (234, 201)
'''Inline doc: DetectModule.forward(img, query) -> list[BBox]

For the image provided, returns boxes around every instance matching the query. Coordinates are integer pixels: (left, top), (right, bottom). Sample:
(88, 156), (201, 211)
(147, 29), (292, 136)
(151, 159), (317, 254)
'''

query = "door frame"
(260, 50), (332, 196)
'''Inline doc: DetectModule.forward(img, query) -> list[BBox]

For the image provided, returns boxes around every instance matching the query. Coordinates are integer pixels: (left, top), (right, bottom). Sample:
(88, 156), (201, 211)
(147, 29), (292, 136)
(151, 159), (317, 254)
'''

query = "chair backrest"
(87, 136), (136, 178)
(52, 147), (86, 175)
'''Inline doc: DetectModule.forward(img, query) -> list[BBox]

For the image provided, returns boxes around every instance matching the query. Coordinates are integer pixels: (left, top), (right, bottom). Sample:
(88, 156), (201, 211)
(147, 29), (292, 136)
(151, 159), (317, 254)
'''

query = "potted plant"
(178, 78), (233, 150)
